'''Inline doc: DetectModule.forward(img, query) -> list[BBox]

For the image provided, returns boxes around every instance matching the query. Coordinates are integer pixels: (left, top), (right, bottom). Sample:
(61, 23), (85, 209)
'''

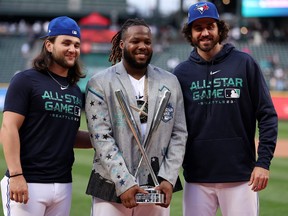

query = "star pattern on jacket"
(92, 115), (97, 120)
(87, 93), (138, 192)
(103, 134), (109, 139)
(119, 179), (125, 186)
(106, 154), (112, 160)
(90, 100), (95, 106)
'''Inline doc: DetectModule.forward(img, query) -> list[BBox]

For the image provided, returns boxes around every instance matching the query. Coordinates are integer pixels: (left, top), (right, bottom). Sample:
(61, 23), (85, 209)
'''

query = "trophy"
(115, 89), (171, 204)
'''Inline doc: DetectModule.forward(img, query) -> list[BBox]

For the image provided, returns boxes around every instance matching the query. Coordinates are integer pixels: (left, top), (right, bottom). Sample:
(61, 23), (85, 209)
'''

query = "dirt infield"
(274, 139), (288, 157)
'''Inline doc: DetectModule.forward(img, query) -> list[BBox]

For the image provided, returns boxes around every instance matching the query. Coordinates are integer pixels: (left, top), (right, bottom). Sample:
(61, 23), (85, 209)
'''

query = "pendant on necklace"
(47, 71), (69, 90)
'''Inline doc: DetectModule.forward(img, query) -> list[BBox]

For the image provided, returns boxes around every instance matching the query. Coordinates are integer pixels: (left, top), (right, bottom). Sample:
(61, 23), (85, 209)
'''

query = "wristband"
(9, 173), (23, 178)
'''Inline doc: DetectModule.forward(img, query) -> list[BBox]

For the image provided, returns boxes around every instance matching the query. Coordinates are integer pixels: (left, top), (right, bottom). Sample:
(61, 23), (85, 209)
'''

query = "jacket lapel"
(144, 65), (161, 143)
(115, 62), (137, 106)
(114, 62), (143, 141)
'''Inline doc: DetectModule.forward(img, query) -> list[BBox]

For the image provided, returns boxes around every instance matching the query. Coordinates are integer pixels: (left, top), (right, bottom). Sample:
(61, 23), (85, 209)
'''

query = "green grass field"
(0, 113), (287, 215)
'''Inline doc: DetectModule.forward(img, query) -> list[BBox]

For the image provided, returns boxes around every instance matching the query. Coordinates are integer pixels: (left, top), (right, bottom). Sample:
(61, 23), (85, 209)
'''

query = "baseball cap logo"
(195, 3), (209, 14)
(187, 2), (219, 24)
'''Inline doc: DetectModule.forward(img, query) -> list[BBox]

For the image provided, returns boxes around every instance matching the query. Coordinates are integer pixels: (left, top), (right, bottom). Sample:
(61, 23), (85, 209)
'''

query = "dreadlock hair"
(32, 36), (85, 85)
(182, 20), (229, 47)
(109, 18), (150, 65)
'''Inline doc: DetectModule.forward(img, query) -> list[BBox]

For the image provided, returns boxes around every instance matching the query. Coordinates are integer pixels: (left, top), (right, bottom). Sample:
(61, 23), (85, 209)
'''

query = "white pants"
(91, 196), (170, 216)
(183, 181), (259, 216)
(1, 176), (72, 216)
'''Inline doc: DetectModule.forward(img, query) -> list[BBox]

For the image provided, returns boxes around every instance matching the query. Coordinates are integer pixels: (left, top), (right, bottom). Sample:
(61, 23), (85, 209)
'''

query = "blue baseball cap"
(41, 16), (81, 39)
(187, 2), (219, 25)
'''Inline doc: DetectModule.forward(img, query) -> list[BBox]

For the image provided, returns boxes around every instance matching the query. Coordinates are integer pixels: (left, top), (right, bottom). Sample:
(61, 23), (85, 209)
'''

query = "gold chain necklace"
(47, 71), (69, 90)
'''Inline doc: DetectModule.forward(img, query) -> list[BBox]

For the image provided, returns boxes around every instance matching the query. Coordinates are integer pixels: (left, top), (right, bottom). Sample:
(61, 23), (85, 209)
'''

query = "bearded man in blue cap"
(1, 16), (91, 216)
(173, 2), (278, 216)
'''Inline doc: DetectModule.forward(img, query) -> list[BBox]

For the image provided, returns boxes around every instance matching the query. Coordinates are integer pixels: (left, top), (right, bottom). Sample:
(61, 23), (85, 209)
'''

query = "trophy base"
(135, 186), (165, 204)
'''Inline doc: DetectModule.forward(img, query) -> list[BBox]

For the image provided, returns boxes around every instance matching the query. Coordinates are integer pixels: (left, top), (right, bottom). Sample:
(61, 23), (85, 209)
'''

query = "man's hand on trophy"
(155, 180), (173, 208)
(120, 185), (148, 208)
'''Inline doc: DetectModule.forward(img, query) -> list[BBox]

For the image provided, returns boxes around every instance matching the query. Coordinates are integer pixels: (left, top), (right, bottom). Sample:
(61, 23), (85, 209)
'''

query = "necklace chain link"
(47, 71), (69, 90)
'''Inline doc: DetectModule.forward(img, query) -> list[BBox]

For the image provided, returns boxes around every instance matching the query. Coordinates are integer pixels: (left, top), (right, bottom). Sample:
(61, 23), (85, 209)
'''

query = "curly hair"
(32, 36), (85, 85)
(109, 18), (150, 65)
(182, 20), (229, 47)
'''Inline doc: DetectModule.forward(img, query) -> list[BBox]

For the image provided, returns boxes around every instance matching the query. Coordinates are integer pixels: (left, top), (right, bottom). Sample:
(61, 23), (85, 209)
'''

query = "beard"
(123, 47), (153, 69)
(192, 35), (219, 52)
(51, 52), (76, 69)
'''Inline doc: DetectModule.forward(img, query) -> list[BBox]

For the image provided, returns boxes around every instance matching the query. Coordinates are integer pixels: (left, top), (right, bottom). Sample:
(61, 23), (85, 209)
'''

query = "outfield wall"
(0, 87), (6, 111)
(271, 91), (288, 120)
(0, 86), (288, 120)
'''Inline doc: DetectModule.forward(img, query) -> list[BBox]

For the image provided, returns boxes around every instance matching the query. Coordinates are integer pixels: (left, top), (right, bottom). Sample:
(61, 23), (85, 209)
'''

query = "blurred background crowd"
(0, 0), (288, 92)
